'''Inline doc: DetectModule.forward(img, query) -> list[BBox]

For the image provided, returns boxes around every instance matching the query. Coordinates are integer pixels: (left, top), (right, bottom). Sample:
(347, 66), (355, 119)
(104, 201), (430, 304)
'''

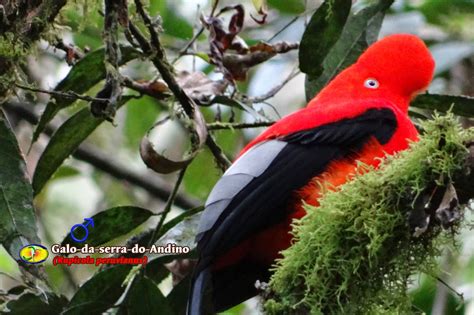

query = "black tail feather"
(187, 267), (213, 315)
(212, 261), (270, 312)
(187, 260), (270, 314)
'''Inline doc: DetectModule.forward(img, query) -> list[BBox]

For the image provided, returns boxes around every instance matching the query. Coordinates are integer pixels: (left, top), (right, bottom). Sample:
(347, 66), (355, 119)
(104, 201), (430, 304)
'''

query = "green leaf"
(184, 149), (221, 200)
(419, 0), (474, 25)
(411, 94), (474, 117)
(32, 46), (140, 144)
(129, 207), (204, 258)
(61, 206), (154, 248)
(156, 211), (202, 250)
(113, 207), (203, 266)
(268, 0), (305, 14)
(144, 252), (195, 285)
(161, 206), (204, 239)
(219, 303), (246, 315)
(63, 265), (130, 315)
(143, 260), (170, 285)
(32, 96), (132, 195)
(149, 1), (193, 40)
(32, 108), (101, 195)
(53, 166), (81, 180)
(162, 9), (193, 40)
(64, 6), (103, 49)
(299, 0), (352, 77)
(410, 276), (465, 315)
(166, 275), (191, 315)
(6, 292), (68, 315)
(120, 276), (174, 315)
(0, 111), (39, 260)
(305, 0), (394, 100)
(7, 285), (28, 295)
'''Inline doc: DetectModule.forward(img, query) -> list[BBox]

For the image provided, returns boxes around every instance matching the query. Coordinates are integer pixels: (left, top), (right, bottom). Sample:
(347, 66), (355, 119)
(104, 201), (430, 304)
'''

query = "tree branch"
(3, 102), (200, 210)
(73, 145), (199, 209)
(246, 67), (300, 103)
(0, 0), (67, 41)
(207, 120), (275, 130)
(51, 40), (85, 65)
(95, 0), (125, 119)
(15, 83), (111, 103)
(0, 0), (69, 97)
(148, 167), (187, 247)
(205, 135), (231, 170)
(131, 0), (231, 171)
(172, 0), (219, 63)
(122, 77), (171, 100)
(133, 0), (195, 117)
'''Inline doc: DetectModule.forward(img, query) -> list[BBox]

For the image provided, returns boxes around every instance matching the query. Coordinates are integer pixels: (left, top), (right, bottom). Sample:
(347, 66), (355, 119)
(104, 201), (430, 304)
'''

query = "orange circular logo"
(19, 244), (49, 264)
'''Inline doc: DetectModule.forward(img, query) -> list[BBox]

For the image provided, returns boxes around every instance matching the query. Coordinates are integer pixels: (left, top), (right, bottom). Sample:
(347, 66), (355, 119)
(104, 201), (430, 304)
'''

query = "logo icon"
(19, 244), (49, 264)
(70, 218), (94, 243)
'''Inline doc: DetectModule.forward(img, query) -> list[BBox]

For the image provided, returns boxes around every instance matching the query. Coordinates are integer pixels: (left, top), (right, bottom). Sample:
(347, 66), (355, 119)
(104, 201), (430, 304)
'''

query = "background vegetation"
(0, 0), (473, 314)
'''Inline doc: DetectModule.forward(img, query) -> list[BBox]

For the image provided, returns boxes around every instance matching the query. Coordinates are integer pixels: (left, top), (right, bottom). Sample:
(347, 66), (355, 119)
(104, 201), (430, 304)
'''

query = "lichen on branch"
(264, 113), (473, 315)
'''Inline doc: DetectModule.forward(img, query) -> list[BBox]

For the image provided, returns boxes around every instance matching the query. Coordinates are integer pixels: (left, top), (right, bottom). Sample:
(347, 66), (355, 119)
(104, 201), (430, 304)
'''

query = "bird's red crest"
(309, 34), (435, 112)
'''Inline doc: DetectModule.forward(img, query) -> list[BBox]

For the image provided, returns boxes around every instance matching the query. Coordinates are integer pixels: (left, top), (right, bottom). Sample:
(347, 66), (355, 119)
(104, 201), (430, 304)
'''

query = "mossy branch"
(264, 113), (474, 315)
(0, 0), (68, 99)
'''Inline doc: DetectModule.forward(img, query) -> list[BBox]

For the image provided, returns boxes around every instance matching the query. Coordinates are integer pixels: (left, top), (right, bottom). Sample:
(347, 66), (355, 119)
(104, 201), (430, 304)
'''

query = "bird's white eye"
(364, 78), (379, 89)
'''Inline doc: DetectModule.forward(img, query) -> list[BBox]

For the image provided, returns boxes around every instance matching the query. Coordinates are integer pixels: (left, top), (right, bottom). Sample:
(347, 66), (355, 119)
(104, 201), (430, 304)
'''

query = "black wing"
(196, 108), (397, 259)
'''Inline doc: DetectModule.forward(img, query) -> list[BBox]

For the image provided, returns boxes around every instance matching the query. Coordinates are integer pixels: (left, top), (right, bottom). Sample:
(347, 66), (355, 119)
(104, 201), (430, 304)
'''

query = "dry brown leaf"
(177, 71), (227, 103)
(140, 109), (208, 174)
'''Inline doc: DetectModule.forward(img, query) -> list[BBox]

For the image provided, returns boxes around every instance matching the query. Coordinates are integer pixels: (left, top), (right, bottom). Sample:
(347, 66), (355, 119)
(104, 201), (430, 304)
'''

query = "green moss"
(264, 114), (473, 314)
(60, 0), (103, 32)
(0, 34), (23, 99)
(0, 33), (27, 59)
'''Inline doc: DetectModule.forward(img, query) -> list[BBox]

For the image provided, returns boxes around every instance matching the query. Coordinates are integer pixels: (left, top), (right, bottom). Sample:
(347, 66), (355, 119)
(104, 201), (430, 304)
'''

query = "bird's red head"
(309, 34), (435, 112)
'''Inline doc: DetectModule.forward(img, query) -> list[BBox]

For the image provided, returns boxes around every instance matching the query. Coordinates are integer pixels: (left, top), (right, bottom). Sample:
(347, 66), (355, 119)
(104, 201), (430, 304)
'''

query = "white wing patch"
(196, 140), (287, 241)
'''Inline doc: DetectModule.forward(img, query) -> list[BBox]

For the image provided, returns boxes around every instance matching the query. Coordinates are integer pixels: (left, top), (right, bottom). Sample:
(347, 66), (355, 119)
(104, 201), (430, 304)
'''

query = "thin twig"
(267, 7), (317, 42)
(206, 135), (231, 170)
(3, 102), (200, 210)
(210, 0), (220, 16)
(134, 0), (161, 50)
(435, 276), (464, 302)
(134, 0), (195, 117)
(173, 28), (205, 64)
(191, 4), (201, 72)
(73, 146), (199, 209)
(127, 20), (152, 53)
(172, 0), (220, 63)
(207, 121), (275, 130)
(131, 0), (232, 171)
(99, 0), (124, 118)
(267, 16), (299, 42)
(122, 76), (171, 100)
(15, 84), (109, 103)
(247, 67), (300, 103)
(148, 167), (187, 246)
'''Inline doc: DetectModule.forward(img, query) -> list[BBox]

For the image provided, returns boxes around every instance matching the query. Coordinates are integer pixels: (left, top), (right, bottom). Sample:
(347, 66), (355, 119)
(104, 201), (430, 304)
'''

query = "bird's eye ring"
(364, 78), (379, 89)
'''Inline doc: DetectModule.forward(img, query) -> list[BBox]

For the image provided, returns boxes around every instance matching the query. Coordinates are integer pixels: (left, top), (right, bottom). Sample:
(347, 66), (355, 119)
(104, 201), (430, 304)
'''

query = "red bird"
(188, 34), (435, 314)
